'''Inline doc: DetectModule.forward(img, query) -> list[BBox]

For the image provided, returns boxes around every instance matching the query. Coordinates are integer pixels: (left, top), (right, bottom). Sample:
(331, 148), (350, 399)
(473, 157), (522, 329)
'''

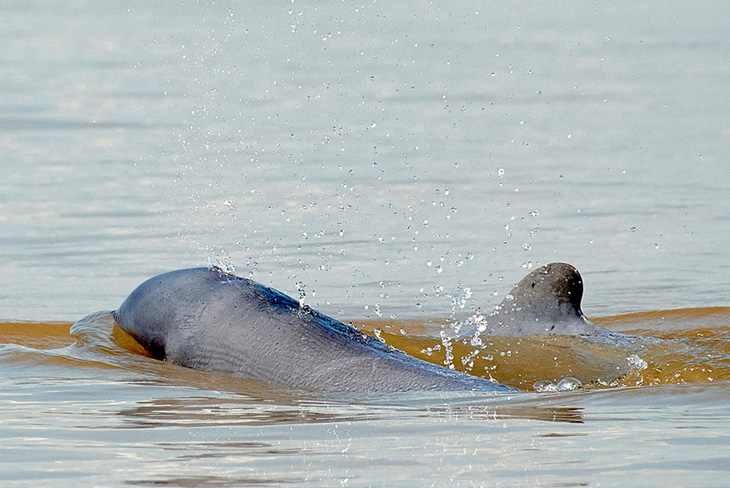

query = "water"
(1, 1), (730, 485)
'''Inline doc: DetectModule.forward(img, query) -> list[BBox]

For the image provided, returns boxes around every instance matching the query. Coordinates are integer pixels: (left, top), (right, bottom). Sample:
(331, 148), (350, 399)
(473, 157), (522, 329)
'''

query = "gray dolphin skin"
(113, 267), (517, 393)
(472, 262), (610, 337)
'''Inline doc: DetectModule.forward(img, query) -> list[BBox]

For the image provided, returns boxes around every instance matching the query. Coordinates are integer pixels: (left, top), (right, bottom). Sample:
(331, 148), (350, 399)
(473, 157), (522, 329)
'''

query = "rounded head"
(489, 262), (606, 336)
(514, 262), (584, 314)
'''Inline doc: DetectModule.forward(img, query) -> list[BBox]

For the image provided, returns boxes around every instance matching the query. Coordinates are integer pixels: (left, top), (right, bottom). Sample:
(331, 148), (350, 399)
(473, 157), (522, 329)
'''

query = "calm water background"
(1, 1), (729, 486)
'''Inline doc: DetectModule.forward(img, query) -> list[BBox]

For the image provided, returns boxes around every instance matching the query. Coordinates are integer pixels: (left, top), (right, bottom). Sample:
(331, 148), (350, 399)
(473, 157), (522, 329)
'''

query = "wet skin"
(113, 263), (604, 392)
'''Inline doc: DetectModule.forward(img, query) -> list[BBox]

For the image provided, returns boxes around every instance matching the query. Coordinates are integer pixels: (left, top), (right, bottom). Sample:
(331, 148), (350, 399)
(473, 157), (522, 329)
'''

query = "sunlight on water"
(1, 310), (730, 485)
(2, 0), (730, 486)
(358, 307), (730, 390)
(5, 307), (730, 395)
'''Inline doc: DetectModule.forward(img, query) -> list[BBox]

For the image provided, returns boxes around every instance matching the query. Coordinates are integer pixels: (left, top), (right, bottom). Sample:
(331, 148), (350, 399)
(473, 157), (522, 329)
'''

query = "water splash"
(627, 354), (648, 371)
(209, 255), (236, 275)
(533, 377), (582, 393)
(294, 281), (307, 308)
(439, 330), (455, 369)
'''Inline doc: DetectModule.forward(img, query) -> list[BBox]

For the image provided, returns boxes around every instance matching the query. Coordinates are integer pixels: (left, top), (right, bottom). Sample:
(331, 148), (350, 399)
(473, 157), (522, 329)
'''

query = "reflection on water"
(1, 310), (729, 485)
(69, 306), (730, 391)
(71, 312), (586, 425)
(118, 394), (585, 429)
(2, 0), (730, 485)
(358, 307), (730, 390)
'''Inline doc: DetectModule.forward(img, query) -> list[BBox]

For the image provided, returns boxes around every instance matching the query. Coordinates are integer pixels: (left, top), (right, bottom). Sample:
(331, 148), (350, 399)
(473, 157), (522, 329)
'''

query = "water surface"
(1, 1), (729, 486)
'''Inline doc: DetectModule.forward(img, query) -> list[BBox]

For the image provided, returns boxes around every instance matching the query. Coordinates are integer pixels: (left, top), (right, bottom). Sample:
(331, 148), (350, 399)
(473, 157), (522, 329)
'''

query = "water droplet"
(294, 281), (307, 308)
(521, 261), (533, 269)
(522, 243), (531, 252)
(627, 354), (648, 370)
(498, 168), (505, 177)
(533, 380), (557, 392)
(556, 377), (582, 391)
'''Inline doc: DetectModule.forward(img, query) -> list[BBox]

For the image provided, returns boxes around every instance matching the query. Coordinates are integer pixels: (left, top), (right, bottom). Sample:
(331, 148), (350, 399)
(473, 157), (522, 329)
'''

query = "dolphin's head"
(488, 262), (607, 336)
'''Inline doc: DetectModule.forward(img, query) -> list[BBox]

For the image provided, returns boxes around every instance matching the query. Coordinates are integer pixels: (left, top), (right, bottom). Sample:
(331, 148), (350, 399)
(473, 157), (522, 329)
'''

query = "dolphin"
(112, 263), (606, 393)
(467, 262), (609, 337)
(112, 267), (517, 393)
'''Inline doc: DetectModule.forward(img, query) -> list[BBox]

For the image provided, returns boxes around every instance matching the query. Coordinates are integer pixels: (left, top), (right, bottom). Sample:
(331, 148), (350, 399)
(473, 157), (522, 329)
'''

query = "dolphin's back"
(114, 267), (514, 393)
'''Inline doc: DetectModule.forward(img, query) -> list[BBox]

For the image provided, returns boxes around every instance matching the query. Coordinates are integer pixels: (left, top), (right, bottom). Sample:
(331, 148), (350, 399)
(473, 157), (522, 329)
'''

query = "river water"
(1, 1), (729, 486)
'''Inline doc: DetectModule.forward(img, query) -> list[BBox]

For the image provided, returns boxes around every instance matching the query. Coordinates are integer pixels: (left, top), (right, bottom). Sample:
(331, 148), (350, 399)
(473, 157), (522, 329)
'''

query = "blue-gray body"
(113, 267), (516, 393)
